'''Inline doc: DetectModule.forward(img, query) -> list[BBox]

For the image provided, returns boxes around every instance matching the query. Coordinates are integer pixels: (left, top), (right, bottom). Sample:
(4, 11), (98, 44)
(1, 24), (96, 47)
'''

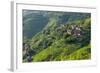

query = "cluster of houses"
(56, 24), (82, 37)
(70, 25), (82, 37)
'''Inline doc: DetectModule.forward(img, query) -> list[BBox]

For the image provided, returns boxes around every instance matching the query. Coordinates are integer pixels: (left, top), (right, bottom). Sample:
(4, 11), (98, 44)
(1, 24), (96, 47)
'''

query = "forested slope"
(22, 10), (91, 62)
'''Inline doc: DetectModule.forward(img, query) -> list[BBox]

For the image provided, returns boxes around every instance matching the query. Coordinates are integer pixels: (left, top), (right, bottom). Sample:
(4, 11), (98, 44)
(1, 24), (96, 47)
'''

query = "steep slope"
(31, 18), (91, 62)
(22, 10), (91, 62)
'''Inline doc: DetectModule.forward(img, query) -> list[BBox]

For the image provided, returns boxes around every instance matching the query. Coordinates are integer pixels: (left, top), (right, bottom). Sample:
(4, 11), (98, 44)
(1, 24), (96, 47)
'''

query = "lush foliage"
(22, 10), (91, 62)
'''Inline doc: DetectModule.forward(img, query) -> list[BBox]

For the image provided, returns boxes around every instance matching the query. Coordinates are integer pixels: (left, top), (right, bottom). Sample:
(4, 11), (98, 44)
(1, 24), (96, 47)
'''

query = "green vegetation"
(22, 10), (91, 62)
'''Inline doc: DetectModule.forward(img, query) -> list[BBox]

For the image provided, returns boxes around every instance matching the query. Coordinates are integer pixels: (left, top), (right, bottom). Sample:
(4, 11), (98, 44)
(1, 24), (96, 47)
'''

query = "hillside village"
(22, 10), (91, 62)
